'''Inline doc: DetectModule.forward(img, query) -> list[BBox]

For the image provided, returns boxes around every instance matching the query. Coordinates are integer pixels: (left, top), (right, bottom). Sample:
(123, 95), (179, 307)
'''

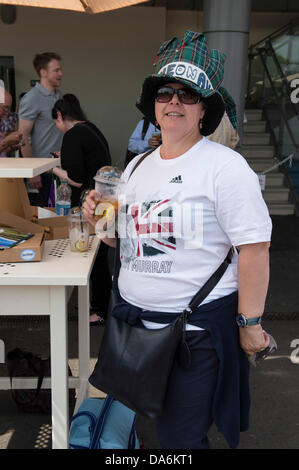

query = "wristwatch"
(236, 313), (262, 328)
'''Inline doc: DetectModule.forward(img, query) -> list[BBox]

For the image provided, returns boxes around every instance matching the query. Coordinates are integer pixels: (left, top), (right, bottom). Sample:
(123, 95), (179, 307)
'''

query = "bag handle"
(90, 395), (114, 449)
(9, 355), (47, 406)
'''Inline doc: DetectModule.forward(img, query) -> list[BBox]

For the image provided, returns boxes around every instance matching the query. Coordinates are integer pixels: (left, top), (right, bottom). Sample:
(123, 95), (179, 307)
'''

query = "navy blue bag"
(69, 395), (139, 449)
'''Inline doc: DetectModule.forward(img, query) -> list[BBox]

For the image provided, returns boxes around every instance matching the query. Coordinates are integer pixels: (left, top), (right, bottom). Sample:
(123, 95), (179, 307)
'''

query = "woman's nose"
(169, 91), (180, 105)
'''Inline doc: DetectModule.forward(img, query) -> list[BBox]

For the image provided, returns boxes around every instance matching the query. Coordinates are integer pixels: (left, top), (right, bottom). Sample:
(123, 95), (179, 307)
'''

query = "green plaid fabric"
(153, 31), (226, 96)
(136, 31), (237, 136)
(218, 86), (238, 130)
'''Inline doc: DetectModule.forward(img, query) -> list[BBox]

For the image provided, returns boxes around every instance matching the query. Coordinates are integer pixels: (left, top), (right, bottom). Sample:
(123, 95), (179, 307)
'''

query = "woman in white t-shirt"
(83, 31), (272, 449)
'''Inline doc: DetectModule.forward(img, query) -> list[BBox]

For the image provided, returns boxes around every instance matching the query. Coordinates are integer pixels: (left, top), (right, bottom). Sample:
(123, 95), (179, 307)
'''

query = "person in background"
(52, 93), (112, 325)
(125, 116), (161, 167)
(206, 87), (239, 149)
(0, 111), (18, 157)
(0, 87), (22, 155)
(18, 52), (63, 206)
(83, 31), (272, 449)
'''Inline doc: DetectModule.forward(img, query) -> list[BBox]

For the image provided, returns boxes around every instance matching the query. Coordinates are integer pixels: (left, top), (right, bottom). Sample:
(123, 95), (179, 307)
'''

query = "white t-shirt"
(118, 137), (272, 317)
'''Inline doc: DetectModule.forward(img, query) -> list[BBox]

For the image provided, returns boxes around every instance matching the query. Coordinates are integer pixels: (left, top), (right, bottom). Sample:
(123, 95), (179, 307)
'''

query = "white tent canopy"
(0, 0), (148, 14)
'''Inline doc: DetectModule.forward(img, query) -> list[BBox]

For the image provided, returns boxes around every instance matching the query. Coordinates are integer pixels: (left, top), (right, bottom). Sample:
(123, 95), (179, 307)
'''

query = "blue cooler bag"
(69, 395), (139, 449)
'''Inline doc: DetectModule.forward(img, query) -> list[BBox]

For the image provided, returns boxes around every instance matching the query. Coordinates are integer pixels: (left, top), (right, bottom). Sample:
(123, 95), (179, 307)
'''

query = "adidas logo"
(169, 175), (183, 183)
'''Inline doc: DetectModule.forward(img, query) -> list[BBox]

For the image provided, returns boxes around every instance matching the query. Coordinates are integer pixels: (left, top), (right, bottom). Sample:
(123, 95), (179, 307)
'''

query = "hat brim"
(136, 75), (225, 136)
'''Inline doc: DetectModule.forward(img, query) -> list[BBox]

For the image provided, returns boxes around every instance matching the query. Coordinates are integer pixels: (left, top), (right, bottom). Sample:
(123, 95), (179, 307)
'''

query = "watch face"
(236, 314), (246, 327)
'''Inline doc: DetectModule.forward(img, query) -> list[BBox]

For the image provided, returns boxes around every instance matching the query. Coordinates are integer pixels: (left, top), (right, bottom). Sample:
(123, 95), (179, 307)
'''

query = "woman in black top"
(52, 94), (111, 206)
(52, 94), (112, 325)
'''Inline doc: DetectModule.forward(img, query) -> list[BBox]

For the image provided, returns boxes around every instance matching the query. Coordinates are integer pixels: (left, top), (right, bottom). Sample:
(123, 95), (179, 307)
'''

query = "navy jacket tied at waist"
(111, 291), (250, 449)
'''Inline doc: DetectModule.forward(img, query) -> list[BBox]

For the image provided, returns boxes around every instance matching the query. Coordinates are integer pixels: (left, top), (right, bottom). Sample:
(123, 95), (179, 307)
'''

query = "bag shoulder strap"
(77, 122), (111, 158)
(129, 148), (155, 178)
(141, 117), (150, 140)
(113, 148), (155, 280)
(184, 247), (234, 315)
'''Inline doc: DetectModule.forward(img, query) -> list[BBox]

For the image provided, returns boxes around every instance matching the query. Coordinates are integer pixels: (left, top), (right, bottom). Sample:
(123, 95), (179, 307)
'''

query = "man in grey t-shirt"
(18, 52), (63, 206)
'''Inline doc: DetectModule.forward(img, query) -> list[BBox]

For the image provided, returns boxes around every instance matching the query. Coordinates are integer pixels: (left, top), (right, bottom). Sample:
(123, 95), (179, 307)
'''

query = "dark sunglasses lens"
(178, 89), (200, 104)
(156, 87), (174, 102)
(156, 87), (200, 104)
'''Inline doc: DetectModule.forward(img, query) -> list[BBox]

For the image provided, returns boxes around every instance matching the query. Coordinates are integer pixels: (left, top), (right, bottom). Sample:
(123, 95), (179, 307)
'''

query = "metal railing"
(246, 19), (299, 213)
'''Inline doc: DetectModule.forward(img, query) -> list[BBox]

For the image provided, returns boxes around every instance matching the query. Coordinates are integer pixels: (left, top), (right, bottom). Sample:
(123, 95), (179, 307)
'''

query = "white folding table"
(0, 157), (61, 178)
(0, 236), (100, 448)
(0, 158), (100, 448)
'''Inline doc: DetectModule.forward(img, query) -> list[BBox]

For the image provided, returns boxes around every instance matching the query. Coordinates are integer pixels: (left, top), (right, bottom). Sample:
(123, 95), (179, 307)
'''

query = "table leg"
(50, 286), (69, 449)
(76, 285), (90, 410)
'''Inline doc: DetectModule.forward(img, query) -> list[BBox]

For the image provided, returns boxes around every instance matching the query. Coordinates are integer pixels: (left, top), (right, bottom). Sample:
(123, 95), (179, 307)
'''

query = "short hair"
(33, 52), (61, 76)
(52, 94), (87, 122)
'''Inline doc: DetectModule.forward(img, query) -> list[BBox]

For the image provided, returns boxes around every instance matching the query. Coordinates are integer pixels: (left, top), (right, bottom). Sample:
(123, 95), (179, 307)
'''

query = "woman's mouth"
(165, 112), (184, 117)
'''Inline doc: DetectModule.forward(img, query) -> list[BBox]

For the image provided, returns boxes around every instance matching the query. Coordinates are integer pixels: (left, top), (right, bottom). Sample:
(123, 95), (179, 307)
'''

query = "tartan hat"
(136, 31), (227, 136)
(218, 86), (238, 131)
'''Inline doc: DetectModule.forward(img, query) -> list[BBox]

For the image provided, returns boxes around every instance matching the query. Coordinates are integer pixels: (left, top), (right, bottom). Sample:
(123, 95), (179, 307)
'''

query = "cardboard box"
(31, 207), (95, 240)
(0, 178), (33, 220)
(31, 206), (69, 240)
(0, 178), (69, 241)
(0, 211), (45, 263)
(0, 177), (93, 241)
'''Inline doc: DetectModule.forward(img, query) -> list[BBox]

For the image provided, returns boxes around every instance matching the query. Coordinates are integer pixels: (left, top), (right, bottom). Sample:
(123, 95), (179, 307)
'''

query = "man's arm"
(0, 131), (22, 153)
(18, 118), (42, 189)
(18, 118), (33, 157)
(237, 241), (271, 355)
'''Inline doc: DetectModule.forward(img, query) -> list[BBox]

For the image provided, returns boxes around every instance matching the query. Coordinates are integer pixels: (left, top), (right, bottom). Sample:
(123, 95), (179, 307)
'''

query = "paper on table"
(38, 207), (58, 219)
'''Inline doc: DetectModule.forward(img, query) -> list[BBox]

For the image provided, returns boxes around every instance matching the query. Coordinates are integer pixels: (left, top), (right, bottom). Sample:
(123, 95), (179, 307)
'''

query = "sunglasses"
(155, 86), (201, 105)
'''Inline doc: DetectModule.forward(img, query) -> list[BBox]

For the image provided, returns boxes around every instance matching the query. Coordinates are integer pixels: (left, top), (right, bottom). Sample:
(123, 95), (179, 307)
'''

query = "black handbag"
(89, 239), (233, 419)
(7, 348), (76, 414)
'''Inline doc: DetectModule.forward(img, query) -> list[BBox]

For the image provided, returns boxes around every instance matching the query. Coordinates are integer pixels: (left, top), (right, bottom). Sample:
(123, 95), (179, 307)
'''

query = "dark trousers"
(156, 330), (219, 449)
(90, 243), (112, 317)
(28, 173), (53, 207)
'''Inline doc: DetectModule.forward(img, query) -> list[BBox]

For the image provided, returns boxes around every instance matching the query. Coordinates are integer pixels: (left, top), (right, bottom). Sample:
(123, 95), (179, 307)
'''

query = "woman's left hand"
(239, 325), (270, 356)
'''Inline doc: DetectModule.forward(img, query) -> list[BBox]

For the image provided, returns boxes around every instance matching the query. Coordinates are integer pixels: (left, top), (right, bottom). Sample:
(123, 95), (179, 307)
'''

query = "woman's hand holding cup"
(82, 189), (97, 227)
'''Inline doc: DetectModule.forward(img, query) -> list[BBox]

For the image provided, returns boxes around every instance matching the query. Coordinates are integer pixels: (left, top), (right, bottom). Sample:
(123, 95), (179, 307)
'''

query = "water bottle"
(56, 179), (71, 216)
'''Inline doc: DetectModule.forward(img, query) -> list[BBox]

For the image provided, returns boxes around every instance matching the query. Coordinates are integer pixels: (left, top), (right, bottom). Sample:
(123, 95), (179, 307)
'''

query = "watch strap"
(236, 313), (262, 327)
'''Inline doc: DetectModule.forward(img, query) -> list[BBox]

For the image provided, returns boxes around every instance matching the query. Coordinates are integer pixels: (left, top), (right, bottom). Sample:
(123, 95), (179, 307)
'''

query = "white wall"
(166, 10), (203, 38)
(0, 5), (166, 165)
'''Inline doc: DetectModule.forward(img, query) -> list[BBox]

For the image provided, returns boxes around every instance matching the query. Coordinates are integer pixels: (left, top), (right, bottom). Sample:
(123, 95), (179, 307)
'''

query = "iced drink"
(152, 133), (161, 145)
(93, 166), (123, 222)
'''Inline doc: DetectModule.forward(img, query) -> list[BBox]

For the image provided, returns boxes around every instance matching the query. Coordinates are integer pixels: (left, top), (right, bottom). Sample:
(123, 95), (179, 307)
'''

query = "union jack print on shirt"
(128, 199), (176, 257)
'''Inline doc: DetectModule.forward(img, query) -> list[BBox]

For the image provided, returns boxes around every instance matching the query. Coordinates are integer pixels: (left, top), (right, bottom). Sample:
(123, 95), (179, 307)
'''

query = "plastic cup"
(68, 207), (90, 252)
(93, 166), (123, 223)
(152, 133), (161, 144)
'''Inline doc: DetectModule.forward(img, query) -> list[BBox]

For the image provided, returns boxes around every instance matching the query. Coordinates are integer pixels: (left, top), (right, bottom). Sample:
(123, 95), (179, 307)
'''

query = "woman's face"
(154, 82), (205, 139)
(53, 111), (68, 134)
